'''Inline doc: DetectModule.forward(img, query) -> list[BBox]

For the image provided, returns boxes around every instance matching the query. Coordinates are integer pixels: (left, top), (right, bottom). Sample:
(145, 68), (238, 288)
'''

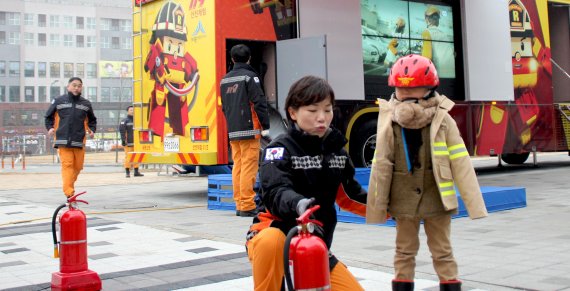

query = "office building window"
(63, 16), (73, 28)
(0, 61), (5, 77)
(100, 36), (110, 49)
(25, 86), (34, 102)
(100, 18), (111, 30)
(38, 62), (46, 77)
(49, 34), (60, 47)
(50, 62), (60, 78)
(87, 87), (97, 102)
(50, 85), (60, 101)
(9, 86), (20, 102)
(24, 32), (34, 46)
(9, 32), (20, 45)
(38, 14), (46, 27)
(76, 17), (84, 29)
(25, 62), (35, 77)
(50, 15), (60, 28)
(8, 12), (20, 26)
(0, 31), (5, 44)
(38, 33), (46, 46)
(111, 87), (121, 102)
(76, 63), (84, 78)
(120, 19), (131, 32)
(112, 37), (120, 49)
(63, 34), (73, 47)
(64, 63), (73, 78)
(86, 63), (97, 78)
(0, 86), (5, 102)
(111, 19), (120, 31)
(39, 86), (47, 102)
(0, 12), (5, 25)
(9, 62), (20, 77)
(123, 87), (133, 101)
(101, 87), (110, 102)
(24, 13), (34, 25)
(86, 36), (96, 48)
(76, 35), (84, 48)
(86, 17), (96, 29)
(121, 37), (132, 50)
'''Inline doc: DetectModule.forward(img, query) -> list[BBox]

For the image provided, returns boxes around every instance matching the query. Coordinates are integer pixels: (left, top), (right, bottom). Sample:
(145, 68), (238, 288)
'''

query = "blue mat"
(207, 171), (527, 226)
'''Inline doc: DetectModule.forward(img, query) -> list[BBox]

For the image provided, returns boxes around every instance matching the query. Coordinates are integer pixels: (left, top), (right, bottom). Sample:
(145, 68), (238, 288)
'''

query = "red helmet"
(388, 54), (439, 88)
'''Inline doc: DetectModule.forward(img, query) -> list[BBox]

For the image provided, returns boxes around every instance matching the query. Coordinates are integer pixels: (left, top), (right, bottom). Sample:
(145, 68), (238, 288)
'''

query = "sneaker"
(239, 209), (258, 217)
(236, 210), (240, 216)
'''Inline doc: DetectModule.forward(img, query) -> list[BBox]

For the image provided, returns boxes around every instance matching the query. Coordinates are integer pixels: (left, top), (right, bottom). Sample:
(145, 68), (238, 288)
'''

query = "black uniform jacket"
(45, 92), (97, 148)
(258, 125), (367, 250)
(220, 63), (269, 140)
(119, 115), (134, 147)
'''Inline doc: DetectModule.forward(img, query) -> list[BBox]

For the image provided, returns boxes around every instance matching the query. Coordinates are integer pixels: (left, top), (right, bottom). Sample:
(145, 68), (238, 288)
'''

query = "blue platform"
(207, 170), (527, 226)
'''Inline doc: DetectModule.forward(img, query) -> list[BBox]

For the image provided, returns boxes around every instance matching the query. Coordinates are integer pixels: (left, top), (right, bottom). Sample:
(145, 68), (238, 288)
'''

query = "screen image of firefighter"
(144, 0), (199, 139)
(360, 0), (455, 78)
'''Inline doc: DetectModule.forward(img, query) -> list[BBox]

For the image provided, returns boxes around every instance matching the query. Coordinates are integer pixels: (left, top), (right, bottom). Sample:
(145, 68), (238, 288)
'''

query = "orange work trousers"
(394, 214), (458, 281)
(123, 146), (139, 169)
(247, 227), (364, 291)
(58, 147), (85, 197)
(230, 139), (260, 212)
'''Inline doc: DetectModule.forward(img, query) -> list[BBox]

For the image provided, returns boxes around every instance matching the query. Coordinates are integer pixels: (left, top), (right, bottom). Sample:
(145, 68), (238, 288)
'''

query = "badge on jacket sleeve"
(265, 147), (284, 161)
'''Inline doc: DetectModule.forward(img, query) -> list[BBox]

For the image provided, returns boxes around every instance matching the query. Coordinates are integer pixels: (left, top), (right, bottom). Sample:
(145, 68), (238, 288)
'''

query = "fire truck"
(130, 0), (570, 168)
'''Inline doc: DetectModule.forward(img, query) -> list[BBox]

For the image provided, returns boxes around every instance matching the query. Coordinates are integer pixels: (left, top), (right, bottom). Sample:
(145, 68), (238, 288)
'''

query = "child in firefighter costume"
(246, 76), (368, 291)
(366, 55), (488, 291)
(144, 0), (199, 138)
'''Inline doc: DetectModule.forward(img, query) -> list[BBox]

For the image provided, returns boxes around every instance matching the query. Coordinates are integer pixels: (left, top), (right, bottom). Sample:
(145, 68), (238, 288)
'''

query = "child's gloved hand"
(296, 197), (316, 216)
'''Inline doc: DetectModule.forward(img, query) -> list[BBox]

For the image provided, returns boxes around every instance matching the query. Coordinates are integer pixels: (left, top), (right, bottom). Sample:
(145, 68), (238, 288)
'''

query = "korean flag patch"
(265, 147), (284, 161)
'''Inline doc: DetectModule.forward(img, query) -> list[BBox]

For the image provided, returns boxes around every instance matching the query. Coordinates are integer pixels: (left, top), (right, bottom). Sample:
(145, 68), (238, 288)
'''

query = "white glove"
(261, 130), (270, 137)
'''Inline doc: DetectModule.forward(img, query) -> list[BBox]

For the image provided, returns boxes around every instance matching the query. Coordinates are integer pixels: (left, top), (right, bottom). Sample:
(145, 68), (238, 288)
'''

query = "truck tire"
(350, 119), (377, 168)
(501, 153), (530, 164)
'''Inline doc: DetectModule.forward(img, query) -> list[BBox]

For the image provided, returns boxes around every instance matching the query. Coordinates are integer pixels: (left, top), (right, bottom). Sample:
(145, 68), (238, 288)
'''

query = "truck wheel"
(501, 153), (530, 164)
(350, 119), (377, 168)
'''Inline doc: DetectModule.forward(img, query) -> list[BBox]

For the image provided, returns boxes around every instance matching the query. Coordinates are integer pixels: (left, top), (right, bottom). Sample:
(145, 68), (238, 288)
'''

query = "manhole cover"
(103, 202), (158, 210)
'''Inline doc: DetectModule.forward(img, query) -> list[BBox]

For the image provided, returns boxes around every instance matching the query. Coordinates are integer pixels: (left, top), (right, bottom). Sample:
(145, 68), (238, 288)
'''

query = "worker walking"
(45, 77), (97, 198)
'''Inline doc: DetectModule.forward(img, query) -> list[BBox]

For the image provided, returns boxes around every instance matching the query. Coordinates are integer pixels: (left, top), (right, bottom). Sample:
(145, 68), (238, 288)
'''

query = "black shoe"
(239, 209), (258, 217)
(134, 168), (144, 177)
(125, 168), (130, 178)
(236, 210), (240, 216)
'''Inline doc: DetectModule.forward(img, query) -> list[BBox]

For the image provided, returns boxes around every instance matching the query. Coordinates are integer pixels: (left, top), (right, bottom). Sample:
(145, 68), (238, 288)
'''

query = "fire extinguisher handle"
(67, 191), (87, 203)
(297, 205), (320, 224)
(74, 199), (89, 205)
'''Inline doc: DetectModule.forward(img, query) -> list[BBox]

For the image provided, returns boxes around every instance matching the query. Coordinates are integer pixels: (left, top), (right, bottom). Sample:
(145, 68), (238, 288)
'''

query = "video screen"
(361, 0), (456, 78)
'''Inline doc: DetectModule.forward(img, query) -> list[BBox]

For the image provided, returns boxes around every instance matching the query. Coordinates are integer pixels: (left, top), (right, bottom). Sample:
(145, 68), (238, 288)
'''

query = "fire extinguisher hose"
(51, 203), (66, 258)
(284, 226), (299, 291)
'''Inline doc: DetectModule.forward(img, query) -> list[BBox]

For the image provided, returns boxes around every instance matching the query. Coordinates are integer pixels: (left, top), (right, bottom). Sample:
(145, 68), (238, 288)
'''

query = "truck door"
(276, 36), (327, 119)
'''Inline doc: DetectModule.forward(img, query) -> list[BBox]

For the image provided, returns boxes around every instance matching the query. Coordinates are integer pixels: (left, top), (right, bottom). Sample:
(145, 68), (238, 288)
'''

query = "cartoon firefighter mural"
(509, 0), (543, 146)
(476, 0), (553, 156)
(144, 0), (199, 139)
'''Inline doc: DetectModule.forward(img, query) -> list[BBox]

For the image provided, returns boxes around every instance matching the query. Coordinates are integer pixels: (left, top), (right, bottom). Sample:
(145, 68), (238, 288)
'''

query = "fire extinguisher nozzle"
(54, 246), (59, 258)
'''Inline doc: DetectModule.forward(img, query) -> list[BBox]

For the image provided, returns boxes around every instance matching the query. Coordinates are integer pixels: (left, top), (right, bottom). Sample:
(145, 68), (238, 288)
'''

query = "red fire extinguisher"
(51, 191), (102, 291)
(284, 205), (331, 291)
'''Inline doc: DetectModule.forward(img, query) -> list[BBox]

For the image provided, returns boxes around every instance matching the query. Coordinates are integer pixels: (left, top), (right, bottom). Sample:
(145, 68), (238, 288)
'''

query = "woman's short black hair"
(230, 44), (251, 63)
(284, 75), (335, 122)
(126, 105), (133, 111)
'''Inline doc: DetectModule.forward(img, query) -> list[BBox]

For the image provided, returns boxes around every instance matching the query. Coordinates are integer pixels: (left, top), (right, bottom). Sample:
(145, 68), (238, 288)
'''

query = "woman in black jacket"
(246, 76), (367, 291)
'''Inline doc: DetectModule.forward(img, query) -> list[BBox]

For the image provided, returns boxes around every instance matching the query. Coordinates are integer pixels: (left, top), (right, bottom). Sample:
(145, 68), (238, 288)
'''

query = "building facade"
(0, 0), (133, 154)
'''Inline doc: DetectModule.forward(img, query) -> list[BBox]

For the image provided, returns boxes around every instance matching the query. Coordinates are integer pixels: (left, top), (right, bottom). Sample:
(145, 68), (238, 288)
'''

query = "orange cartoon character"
(144, 0), (199, 139)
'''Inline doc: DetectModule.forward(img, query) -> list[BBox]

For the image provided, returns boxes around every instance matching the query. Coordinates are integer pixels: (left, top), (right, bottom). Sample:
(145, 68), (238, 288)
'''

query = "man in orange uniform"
(220, 44), (270, 217)
(45, 77), (97, 198)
